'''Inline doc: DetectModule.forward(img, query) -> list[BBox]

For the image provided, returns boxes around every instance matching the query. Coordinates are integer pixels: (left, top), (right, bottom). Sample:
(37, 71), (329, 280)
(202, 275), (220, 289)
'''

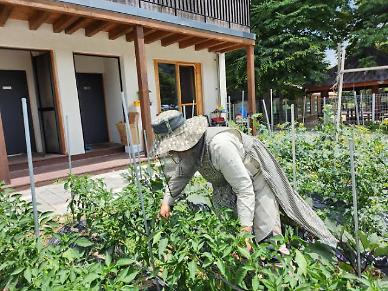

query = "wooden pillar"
(134, 25), (154, 154)
(246, 45), (256, 134)
(246, 45), (256, 115)
(0, 112), (10, 184)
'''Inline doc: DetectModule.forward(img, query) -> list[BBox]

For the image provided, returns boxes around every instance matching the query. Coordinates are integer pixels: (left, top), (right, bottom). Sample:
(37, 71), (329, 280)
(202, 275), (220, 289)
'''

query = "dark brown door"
(76, 73), (109, 148)
(0, 70), (35, 155)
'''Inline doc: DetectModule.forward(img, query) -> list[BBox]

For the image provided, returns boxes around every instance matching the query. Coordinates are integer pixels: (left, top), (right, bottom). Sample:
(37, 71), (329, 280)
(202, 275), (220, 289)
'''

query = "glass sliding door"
(155, 61), (202, 118)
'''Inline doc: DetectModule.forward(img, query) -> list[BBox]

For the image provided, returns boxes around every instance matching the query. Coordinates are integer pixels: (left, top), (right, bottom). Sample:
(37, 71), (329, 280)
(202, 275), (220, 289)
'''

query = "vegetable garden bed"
(0, 123), (387, 290)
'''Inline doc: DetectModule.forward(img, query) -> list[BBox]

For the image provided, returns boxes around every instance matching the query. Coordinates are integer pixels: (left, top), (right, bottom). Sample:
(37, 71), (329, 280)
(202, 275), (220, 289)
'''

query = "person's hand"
(160, 201), (171, 219)
(242, 226), (253, 252)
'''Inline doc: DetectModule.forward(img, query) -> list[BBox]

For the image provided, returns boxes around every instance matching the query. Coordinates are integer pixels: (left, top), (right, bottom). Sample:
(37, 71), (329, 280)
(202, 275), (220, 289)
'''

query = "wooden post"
(134, 25), (154, 155)
(246, 45), (256, 134)
(0, 112), (10, 184)
(246, 45), (256, 114)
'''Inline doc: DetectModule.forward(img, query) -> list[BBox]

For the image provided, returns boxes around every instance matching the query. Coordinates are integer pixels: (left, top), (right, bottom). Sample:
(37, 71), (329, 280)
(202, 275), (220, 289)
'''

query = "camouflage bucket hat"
(151, 110), (208, 156)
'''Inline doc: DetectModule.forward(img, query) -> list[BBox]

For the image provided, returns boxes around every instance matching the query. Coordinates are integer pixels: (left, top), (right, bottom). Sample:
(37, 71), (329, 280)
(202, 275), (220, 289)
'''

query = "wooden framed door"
(154, 60), (203, 117)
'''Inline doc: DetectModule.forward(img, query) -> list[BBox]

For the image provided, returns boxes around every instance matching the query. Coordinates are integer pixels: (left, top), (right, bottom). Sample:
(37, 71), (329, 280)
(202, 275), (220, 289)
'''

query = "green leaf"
(236, 268), (248, 286)
(105, 252), (112, 266)
(63, 248), (82, 261)
(237, 246), (251, 259)
(222, 245), (234, 258)
(116, 258), (134, 267)
(121, 270), (139, 284)
(158, 238), (168, 257)
(153, 231), (162, 245)
(295, 249), (307, 276)
(215, 260), (226, 277)
(374, 246), (388, 257)
(252, 275), (260, 290)
(74, 237), (93, 248)
(187, 261), (197, 281)
(23, 267), (32, 283)
(11, 267), (24, 275)
(84, 272), (99, 284)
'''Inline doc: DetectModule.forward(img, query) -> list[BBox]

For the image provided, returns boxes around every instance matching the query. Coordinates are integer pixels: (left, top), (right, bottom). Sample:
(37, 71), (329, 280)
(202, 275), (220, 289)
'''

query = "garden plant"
(0, 118), (387, 290)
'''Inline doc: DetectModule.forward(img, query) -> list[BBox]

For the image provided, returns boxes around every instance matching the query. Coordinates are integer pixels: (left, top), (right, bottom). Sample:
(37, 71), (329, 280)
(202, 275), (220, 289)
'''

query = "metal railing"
(108, 0), (251, 28)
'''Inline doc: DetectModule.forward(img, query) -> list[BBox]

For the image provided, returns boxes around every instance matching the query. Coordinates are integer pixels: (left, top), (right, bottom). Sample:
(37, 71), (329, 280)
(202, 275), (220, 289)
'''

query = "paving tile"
(15, 169), (129, 215)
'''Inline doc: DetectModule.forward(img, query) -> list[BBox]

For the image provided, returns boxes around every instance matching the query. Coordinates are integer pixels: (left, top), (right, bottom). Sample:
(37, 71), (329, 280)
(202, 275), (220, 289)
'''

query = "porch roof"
(0, 0), (255, 53)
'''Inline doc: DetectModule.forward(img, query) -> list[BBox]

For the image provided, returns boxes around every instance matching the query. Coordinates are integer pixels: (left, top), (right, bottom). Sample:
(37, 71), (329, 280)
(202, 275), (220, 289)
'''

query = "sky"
(325, 49), (337, 67)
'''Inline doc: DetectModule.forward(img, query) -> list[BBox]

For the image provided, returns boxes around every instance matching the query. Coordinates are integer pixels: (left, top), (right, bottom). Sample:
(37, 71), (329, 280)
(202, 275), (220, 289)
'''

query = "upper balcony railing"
(108, 0), (251, 32)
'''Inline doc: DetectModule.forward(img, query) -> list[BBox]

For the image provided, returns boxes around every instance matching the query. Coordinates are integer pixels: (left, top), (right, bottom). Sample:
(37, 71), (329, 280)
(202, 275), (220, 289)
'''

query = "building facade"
(0, 0), (256, 183)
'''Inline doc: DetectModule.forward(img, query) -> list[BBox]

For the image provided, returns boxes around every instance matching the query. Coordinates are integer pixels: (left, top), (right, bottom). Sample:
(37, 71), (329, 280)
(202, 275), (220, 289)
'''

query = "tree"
(346, 0), (388, 67)
(226, 0), (351, 99)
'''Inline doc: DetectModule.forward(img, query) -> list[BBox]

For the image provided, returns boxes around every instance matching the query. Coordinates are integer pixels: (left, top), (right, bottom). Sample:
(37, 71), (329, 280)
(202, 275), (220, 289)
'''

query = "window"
(154, 60), (203, 118)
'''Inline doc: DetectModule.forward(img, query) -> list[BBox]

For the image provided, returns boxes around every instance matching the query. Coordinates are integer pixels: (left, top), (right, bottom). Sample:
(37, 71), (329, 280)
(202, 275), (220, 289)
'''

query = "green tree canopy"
(226, 0), (387, 98)
(346, 0), (388, 67)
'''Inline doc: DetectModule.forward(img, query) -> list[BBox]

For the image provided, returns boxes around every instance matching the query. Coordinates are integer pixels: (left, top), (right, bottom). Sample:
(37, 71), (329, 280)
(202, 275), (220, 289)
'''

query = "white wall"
(0, 19), (221, 154)
(146, 42), (219, 118)
(0, 49), (43, 152)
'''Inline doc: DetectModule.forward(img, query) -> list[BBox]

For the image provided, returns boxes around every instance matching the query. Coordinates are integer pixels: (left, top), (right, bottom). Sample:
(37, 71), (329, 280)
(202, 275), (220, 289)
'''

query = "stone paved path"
(17, 170), (129, 215)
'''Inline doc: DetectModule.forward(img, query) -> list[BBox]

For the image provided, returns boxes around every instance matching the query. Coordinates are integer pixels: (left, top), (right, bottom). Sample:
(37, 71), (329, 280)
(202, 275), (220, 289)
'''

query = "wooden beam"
(127, 27), (152, 42)
(65, 17), (90, 34)
(0, 0), (255, 46)
(143, 28), (156, 36)
(109, 25), (133, 40)
(195, 39), (219, 51)
(126, 29), (136, 42)
(145, 30), (174, 44)
(53, 14), (79, 33)
(0, 4), (12, 27)
(179, 37), (206, 49)
(29, 10), (50, 30)
(134, 25), (154, 153)
(0, 112), (10, 185)
(247, 45), (256, 115)
(217, 44), (244, 53)
(85, 20), (112, 37)
(161, 34), (191, 47)
(208, 42), (236, 52)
